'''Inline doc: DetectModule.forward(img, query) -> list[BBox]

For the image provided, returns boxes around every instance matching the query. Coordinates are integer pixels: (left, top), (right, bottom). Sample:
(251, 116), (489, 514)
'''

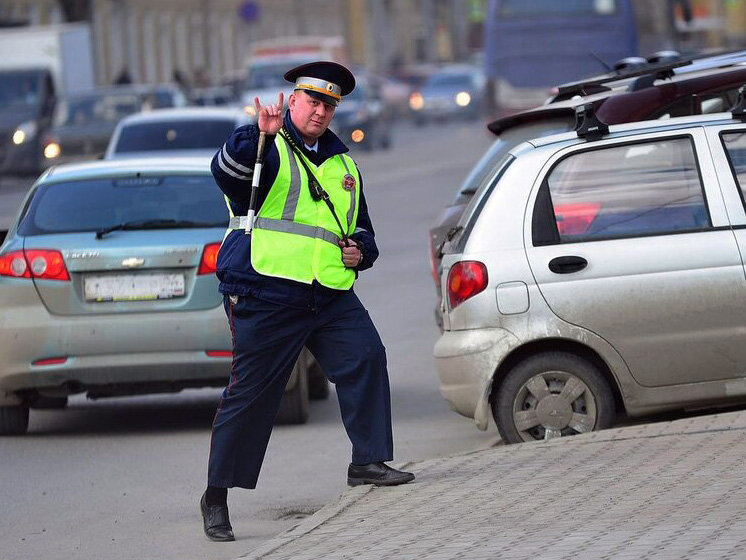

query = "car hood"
(422, 85), (473, 97)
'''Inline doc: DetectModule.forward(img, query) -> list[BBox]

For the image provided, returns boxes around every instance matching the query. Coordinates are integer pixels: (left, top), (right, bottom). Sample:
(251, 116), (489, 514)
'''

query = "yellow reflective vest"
(248, 134), (361, 290)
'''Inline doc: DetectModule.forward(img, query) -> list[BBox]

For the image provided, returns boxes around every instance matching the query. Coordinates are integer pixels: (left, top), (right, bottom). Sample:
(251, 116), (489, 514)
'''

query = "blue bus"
(484, 0), (638, 110)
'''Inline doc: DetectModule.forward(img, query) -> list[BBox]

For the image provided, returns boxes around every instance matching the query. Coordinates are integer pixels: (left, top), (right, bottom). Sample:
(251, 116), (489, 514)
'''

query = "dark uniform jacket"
(211, 111), (379, 309)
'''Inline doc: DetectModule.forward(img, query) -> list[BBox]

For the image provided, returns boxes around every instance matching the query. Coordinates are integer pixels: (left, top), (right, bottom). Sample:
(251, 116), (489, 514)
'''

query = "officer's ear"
(288, 92), (297, 111)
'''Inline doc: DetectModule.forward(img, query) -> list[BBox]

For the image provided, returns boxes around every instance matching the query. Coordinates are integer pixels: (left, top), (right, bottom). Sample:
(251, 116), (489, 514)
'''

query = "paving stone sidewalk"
(240, 410), (746, 560)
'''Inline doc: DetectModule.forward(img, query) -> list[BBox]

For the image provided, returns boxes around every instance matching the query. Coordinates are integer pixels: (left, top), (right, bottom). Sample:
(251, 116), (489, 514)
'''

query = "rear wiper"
(95, 219), (224, 239)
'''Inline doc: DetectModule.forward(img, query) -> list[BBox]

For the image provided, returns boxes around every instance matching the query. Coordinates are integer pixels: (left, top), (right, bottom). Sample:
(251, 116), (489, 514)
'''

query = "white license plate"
(84, 273), (185, 302)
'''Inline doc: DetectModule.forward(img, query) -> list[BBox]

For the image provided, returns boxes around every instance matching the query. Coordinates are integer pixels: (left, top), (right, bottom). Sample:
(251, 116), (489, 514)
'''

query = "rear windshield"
(113, 120), (238, 153)
(18, 176), (227, 235)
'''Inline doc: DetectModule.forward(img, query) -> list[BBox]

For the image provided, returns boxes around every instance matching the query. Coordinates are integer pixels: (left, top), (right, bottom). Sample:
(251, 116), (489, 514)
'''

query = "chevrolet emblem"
(121, 257), (145, 268)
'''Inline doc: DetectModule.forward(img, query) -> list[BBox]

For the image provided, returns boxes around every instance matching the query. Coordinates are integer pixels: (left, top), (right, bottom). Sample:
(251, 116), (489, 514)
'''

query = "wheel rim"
(511, 370), (597, 442)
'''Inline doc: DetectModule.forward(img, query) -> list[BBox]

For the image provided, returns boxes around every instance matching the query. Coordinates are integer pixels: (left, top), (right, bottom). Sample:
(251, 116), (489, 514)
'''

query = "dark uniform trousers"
(208, 289), (394, 489)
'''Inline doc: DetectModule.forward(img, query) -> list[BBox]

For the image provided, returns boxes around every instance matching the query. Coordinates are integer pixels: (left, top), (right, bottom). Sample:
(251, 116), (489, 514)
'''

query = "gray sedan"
(0, 157), (324, 435)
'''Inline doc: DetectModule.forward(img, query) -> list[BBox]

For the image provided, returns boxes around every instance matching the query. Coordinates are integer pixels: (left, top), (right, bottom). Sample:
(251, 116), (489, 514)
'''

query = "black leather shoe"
(200, 491), (235, 542)
(347, 462), (415, 487)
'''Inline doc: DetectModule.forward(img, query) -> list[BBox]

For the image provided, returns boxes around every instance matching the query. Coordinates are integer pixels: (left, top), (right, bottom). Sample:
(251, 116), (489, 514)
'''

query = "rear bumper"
(0, 286), (232, 399)
(434, 327), (520, 430)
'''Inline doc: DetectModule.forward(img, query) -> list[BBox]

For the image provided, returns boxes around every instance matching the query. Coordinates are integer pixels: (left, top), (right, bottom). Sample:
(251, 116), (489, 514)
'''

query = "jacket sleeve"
(211, 124), (278, 208)
(349, 170), (379, 272)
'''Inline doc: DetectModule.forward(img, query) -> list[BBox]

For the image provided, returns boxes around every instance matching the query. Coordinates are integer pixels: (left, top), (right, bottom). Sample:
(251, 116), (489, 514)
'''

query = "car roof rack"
(574, 103), (609, 141)
(555, 58), (692, 101)
(731, 85), (746, 122)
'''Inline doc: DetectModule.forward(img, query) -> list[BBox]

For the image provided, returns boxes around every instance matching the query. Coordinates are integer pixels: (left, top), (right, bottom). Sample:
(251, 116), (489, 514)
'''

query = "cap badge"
(326, 83), (335, 93)
(343, 174), (356, 191)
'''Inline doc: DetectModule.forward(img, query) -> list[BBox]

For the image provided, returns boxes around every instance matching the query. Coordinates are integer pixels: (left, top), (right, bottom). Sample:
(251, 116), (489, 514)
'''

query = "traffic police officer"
(201, 61), (415, 542)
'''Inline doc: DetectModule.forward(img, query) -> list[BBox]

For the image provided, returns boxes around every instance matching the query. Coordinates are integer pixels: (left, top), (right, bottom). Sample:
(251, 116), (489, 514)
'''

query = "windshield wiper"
(95, 219), (224, 239)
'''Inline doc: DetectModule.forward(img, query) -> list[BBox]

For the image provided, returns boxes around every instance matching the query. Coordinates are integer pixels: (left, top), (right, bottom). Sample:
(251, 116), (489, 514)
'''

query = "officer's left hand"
(340, 240), (362, 268)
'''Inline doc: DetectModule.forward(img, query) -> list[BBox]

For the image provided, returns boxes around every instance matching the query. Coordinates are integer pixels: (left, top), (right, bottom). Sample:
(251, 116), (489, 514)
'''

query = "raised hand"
(255, 92), (284, 135)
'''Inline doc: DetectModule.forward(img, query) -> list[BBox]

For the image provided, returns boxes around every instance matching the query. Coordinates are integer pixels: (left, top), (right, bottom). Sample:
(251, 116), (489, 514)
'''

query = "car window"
(720, 131), (746, 208)
(113, 120), (238, 153)
(18, 176), (227, 235)
(533, 137), (710, 245)
(654, 89), (740, 120)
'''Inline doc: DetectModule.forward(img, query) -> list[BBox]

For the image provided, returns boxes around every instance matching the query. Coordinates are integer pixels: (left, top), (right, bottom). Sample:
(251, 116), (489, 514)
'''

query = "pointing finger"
(277, 92), (284, 110)
(254, 97), (261, 112)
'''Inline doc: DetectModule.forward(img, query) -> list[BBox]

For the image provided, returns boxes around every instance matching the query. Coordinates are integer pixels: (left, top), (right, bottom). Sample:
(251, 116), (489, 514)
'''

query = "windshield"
(0, 70), (42, 111)
(54, 92), (141, 126)
(425, 73), (474, 89)
(499, 0), (617, 16)
(18, 176), (227, 235)
(247, 61), (309, 89)
(113, 120), (238, 153)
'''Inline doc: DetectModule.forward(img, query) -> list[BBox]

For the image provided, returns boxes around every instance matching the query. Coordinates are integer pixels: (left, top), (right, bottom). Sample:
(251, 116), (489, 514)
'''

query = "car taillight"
(198, 243), (221, 275)
(447, 261), (487, 309)
(0, 249), (69, 281)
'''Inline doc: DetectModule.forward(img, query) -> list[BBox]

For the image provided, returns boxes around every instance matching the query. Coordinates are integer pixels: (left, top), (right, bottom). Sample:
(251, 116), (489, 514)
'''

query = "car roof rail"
(731, 85), (746, 122)
(574, 103), (609, 141)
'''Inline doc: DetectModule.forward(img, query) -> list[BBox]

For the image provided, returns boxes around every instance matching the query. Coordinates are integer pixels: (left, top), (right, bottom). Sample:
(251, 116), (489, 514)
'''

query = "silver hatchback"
(435, 105), (746, 444)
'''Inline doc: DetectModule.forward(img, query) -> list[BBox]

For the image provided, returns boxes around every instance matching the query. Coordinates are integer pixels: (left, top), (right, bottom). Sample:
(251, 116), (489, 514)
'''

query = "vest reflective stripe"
(249, 134), (361, 289)
(338, 155), (356, 229)
(281, 139), (301, 220)
(229, 216), (341, 246)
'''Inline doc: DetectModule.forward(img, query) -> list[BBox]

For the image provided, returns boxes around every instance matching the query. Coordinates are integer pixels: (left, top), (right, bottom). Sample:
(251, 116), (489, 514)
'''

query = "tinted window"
(18, 176), (227, 235)
(535, 137), (709, 244)
(114, 120), (237, 153)
(721, 131), (746, 206)
(499, 0), (616, 16)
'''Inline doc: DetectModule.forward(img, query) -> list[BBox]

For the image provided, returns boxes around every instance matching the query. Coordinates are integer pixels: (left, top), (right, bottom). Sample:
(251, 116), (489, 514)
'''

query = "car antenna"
(574, 103), (609, 141)
(731, 85), (746, 122)
(589, 51), (612, 71)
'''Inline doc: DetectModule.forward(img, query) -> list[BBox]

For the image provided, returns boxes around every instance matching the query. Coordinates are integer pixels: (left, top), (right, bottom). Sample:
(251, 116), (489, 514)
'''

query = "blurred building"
(0, 0), (484, 87)
(4, 0), (746, 89)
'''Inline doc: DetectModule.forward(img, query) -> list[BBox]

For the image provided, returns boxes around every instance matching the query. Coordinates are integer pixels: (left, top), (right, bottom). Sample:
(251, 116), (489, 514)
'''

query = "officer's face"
(289, 91), (336, 144)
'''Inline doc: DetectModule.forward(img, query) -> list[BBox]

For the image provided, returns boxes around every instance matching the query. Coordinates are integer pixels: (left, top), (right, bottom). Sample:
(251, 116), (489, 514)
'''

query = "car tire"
(494, 352), (615, 444)
(31, 396), (68, 410)
(0, 403), (30, 436)
(275, 362), (309, 425)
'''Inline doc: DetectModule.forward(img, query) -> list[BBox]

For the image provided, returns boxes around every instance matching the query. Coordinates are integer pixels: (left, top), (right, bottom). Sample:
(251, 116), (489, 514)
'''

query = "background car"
(436, 107), (746, 445)
(0, 158), (326, 435)
(333, 74), (392, 151)
(104, 107), (250, 159)
(429, 50), (746, 327)
(42, 83), (188, 167)
(409, 64), (486, 125)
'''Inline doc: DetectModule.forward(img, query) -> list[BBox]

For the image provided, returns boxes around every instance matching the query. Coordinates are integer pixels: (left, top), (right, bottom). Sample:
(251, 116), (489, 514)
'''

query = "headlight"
(409, 92), (424, 110)
(44, 141), (61, 159)
(12, 121), (38, 145)
(244, 105), (257, 117)
(455, 92), (471, 107)
(351, 129), (365, 143)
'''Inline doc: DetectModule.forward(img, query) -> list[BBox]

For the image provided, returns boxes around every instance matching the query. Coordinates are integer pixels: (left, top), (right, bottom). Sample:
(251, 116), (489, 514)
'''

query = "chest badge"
(343, 173), (356, 192)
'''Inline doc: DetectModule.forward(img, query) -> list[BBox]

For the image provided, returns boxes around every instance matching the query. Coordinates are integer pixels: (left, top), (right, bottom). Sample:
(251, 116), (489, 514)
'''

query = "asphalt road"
(0, 119), (497, 560)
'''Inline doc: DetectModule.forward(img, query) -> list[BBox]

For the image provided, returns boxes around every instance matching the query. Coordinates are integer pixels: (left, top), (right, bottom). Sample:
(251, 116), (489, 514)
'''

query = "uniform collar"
(283, 112), (348, 163)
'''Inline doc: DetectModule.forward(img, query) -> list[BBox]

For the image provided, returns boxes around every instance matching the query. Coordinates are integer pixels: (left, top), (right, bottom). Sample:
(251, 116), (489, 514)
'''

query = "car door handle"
(548, 256), (588, 274)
